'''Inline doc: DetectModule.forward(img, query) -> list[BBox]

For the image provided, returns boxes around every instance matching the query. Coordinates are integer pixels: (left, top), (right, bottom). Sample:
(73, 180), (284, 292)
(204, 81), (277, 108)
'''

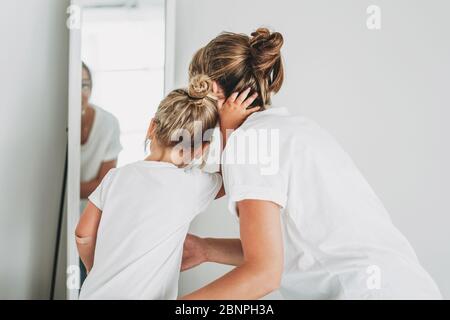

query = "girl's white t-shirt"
(79, 161), (222, 300)
(222, 107), (442, 299)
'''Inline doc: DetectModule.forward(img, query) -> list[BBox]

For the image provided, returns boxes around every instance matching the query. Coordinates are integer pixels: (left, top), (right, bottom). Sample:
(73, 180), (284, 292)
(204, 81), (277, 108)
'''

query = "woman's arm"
(75, 201), (102, 272)
(180, 199), (283, 300)
(80, 159), (117, 199)
(205, 238), (243, 266)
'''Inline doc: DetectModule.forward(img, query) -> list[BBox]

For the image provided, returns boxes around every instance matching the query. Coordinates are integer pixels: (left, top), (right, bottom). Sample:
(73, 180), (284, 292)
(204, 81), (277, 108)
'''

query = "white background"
(175, 0), (450, 299)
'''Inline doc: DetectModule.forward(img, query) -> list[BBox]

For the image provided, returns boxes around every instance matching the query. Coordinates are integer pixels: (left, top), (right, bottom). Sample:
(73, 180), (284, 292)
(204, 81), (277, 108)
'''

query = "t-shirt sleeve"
(191, 169), (222, 215)
(88, 169), (117, 211)
(222, 136), (288, 217)
(104, 116), (122, 162)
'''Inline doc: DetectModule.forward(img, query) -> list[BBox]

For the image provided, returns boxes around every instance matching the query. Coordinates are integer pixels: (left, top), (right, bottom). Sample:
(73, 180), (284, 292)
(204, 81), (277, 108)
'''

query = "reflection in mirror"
(78, 0), (166, 285)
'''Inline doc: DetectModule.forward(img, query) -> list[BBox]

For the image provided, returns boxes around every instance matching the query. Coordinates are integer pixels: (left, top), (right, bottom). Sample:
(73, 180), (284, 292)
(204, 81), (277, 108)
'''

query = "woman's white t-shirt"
(81, 105), (122, 183)
(79, 161), (222, 300)
(222, 107), (442, 299)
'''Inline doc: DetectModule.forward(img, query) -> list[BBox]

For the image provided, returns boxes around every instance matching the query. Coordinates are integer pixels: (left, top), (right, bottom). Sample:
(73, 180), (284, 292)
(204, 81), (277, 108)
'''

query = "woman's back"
(223, 106), (441, 299)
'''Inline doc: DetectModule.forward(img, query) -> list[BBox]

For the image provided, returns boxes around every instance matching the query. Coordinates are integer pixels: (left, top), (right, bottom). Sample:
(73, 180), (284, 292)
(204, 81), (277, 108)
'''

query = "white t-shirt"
(222, 107), (442, 299)
(80, 105), (122, 183)
(79, 161), (222, 300)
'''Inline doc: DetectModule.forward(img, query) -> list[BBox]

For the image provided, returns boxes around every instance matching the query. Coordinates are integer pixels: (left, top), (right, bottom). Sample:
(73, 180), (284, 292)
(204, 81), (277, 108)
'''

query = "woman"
(180, 28), (442, 299)
(79, 62), (122, 284)
(80, 62), (122, 202)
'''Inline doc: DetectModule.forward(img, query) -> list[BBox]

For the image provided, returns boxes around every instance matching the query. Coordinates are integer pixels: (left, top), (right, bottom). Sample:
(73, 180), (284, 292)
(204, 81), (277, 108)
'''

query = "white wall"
(175, 0), (450, 298)
(0, 0), (70, 299)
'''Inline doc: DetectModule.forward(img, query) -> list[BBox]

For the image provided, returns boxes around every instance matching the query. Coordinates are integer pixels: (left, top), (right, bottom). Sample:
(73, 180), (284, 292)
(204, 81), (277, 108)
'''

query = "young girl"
(75, 74), (258, 299)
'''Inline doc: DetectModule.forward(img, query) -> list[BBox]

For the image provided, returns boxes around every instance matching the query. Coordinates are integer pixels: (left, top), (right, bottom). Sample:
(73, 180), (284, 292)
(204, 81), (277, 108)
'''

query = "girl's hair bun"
(188, 74), (213, 100)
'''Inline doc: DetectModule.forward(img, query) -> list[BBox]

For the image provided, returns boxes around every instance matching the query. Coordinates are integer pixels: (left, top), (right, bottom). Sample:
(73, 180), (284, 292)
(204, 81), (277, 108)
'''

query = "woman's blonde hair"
(152, 74), (218, 149)
(189, 27), (284, 109)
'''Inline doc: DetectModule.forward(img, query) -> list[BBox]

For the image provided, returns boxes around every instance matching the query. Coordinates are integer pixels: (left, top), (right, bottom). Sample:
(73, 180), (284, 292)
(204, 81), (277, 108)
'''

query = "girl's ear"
(193, 142), (210, 160)
(212, 81), (225, 101)
(147, 118), (156, 139)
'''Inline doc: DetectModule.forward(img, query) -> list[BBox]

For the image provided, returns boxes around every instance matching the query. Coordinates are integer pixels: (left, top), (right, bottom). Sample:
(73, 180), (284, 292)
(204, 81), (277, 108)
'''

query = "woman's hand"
(181, 234), (209, 271)
(219, 88), (260, 132)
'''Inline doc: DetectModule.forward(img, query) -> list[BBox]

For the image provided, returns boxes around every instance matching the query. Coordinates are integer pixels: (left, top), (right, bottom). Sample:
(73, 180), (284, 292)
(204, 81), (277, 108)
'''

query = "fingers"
(226, 89), (258, 110)
(245, 106), (261, 116)
(235, 88), (251, 104)
(227, 92), (239, 103)
(241, 92), (258, 109)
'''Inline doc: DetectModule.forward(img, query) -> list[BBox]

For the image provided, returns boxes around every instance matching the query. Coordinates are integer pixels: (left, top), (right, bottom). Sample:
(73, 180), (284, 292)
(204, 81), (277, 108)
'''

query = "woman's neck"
(81, 105), (95, 145)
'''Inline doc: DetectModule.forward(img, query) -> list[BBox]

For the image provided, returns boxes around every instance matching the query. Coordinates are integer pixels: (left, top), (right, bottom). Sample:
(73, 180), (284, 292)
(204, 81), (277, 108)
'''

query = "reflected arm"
(80, 159), (116, 199)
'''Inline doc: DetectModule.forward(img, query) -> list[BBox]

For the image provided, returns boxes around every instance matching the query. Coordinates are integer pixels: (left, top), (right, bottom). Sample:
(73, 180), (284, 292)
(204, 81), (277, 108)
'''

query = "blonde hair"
(152, 74), (218, 149)
(189, 27), (284, 109)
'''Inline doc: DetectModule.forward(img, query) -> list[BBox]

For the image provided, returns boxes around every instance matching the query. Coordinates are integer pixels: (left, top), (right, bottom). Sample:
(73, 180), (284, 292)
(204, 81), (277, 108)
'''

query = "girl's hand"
(181, 234), (209, 271)
(219, 88), (260, 131)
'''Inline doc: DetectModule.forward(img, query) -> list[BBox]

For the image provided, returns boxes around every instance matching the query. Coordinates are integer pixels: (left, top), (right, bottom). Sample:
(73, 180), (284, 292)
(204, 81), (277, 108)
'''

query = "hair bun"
(188, 74), (213, 100)
(250, 28), (271, 42)
(249, 28), (284, 75)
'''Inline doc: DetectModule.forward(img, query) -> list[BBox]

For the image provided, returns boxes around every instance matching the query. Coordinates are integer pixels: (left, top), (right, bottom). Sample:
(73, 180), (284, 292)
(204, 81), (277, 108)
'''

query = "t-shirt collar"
(261, 106), (289, 115)
(246, 106), (289, 121)
(138, 160), (179, 169)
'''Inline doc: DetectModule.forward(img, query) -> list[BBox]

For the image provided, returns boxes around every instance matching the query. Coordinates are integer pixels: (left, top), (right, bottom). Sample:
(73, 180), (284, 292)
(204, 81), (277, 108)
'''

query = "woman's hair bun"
(249, 28), (284, 75)
(188, 74), (213, 100)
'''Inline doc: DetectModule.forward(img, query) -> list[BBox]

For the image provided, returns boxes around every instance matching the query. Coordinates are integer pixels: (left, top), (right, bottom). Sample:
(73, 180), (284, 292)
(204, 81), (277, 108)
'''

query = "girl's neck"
(145, 143), (180, 166)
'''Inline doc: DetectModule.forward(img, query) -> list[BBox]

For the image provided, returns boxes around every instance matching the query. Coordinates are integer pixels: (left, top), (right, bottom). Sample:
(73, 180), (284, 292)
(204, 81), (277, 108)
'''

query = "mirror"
(67, 0), (174, 299)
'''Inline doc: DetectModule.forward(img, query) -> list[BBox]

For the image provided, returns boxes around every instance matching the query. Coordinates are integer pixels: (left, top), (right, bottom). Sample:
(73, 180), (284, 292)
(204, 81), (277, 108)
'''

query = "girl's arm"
(180, 199), (283, 300)
(219, 88), (260, 149)
(75, 201), (102, 272)
(181, 235), (243, 271)
(80, 160), (116, 199)
(212, 89), (260, 200)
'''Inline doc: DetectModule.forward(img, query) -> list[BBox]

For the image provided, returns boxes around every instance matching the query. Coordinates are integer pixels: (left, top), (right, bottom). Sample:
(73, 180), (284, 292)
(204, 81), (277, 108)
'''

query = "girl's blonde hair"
(152, 74), (218, 149)
(189, 28), (284, 109)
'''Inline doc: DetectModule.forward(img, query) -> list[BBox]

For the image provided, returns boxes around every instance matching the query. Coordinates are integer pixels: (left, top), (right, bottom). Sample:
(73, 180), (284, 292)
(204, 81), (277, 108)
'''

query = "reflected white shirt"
(80, 105), (122, 183)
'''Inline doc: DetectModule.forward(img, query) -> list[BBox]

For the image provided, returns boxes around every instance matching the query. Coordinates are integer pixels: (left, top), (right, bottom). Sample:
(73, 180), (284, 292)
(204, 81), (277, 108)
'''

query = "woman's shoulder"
(237, 106), (323, 135)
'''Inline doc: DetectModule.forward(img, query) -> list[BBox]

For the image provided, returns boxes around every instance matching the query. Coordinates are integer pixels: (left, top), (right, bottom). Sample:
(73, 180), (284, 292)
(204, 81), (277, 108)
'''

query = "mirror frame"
(66, 0), (176, 300)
